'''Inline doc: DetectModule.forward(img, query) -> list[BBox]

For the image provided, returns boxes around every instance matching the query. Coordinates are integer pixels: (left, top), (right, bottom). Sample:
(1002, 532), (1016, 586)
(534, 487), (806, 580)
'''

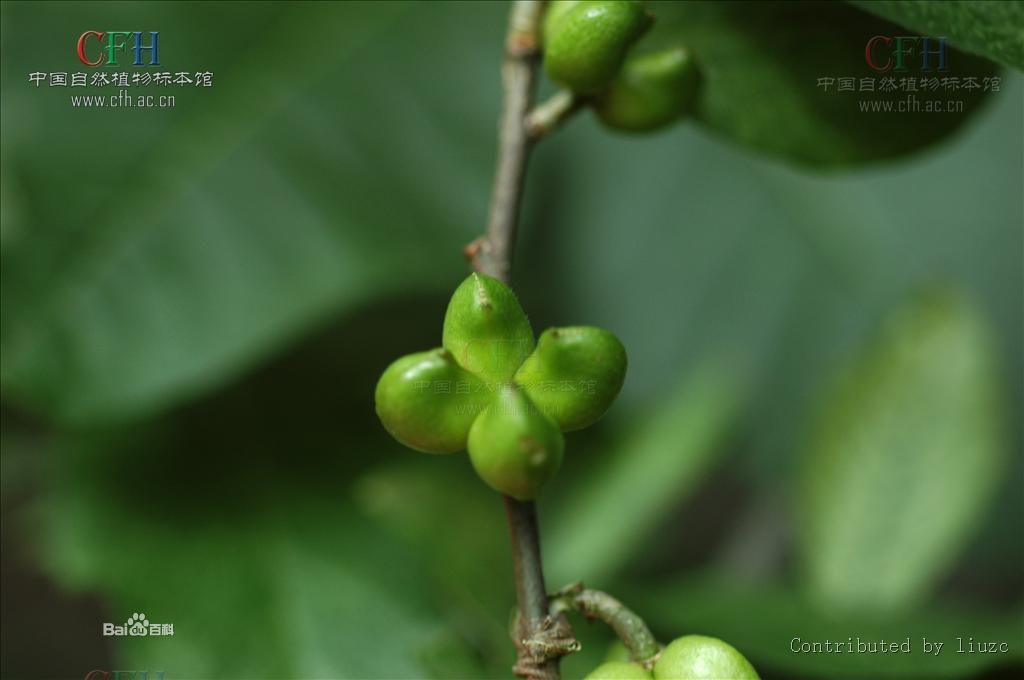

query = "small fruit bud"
(544, 1), (652, 95)
(375, 349), (487, 454)
(585, 661), (652, 680)
(443, 273), (535, 383)
(653, 636), (759, 680)
(467, 385), (564, 500)
(596, 47), (700, 132)
(515, 326), (627, 432)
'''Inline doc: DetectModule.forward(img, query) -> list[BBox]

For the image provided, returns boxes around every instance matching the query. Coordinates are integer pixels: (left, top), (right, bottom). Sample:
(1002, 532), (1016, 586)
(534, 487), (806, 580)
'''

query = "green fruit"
(596, 47), (700, 132)
(467, 385), (564, 500)
(375, 348), (487, 454)
(542, 0), (584, 43)
(585, 661), (653, 680)
(604, 640), (632, 663)
(442, 273), (535, 383)
(378, 274), (628, 499)
(515, 326), (627, 431)
(544, 1), (652, 95)
(653, 636), (759, 680)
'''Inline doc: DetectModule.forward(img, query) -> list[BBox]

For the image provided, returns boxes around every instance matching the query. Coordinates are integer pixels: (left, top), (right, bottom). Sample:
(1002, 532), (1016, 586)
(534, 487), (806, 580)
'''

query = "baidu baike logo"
(102, 612), (174, 637)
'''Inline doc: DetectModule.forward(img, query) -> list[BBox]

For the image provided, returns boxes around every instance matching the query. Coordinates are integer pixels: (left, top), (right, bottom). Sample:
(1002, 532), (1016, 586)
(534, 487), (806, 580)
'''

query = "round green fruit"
(467, 385), (564, 500)
(442, 273), (535, 383)
(515, 326), (627, 432)
(585, 661), (653, 680)
(375, 348), (488, 453)
(596, 46), (700, 132)
(653, 636), (759, 680)
(544, 1), (652, 95)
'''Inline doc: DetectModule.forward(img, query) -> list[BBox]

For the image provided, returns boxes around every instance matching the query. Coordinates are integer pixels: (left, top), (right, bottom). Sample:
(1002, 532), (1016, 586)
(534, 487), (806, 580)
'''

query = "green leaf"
(545, 360), (746, 586)
(39, 431), (482, 679)
(851, 1), (1024, 71)
(631, 572), (1024, 679)
(798, 290), (1007, 614)
(646, 1), (997, 167)
(0, 1), (501, 425)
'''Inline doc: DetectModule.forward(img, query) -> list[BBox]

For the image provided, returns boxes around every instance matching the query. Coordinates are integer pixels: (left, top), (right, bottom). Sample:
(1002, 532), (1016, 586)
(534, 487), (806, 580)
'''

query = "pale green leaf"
(798, 290), (1007, 613)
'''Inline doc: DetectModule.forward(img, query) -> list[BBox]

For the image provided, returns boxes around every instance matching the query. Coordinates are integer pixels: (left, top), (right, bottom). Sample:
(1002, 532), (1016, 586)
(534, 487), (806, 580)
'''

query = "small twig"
(525, 90), (583, 140)
(551, 583), (662, 668)
(470, 0), (544, 282)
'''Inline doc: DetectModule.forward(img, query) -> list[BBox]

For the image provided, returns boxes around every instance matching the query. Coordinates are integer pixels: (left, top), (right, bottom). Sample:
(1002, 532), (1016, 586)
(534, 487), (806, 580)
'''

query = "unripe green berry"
(467, 385), (564, 500)
(542, 0), (584, 43)
(443, 273), (535, 383)
(544, 1), (652, 95)
(585, 661), (653, 680)
(375, 348), (487, 454)
(596, 47), (700, 132)
(653, 636), (759, 680)
(604, 640), (632, 663)
(515, 326), (627, 432)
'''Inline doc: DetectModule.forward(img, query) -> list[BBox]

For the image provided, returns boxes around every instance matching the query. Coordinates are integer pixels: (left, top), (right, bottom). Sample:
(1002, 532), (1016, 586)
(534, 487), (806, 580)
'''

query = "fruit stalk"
(551, 584), (661, 665)
(470, 2), (574, 679)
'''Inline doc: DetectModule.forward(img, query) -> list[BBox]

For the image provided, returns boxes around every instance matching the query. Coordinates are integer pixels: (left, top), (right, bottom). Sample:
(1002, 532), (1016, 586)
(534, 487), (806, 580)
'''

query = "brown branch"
(467, 2), (577, 679)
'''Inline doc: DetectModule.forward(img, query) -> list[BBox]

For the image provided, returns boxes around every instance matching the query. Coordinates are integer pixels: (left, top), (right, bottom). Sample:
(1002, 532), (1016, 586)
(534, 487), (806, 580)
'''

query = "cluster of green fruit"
(375, 273), (627, 500)
(543, 0), (700, 132)
(586, 636), (759, 680)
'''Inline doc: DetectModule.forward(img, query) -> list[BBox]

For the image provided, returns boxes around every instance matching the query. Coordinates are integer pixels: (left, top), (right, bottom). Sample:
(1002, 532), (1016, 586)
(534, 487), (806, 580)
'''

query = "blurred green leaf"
(0, 1), (500, 425)
(352, 458), (517, 675)
(546, 360), (746, 586)
(648, 1), (996, 167)
(39, 431), (484, 679)
(851, 1), (1024, 70)
(798, 290), (1007, 613)
(631, 572), (1024, 679)
(354, 459), (511, 607)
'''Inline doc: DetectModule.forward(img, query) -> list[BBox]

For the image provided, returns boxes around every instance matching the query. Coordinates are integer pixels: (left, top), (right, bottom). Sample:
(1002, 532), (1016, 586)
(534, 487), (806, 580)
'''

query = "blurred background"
(1, 2), (1021, 679)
